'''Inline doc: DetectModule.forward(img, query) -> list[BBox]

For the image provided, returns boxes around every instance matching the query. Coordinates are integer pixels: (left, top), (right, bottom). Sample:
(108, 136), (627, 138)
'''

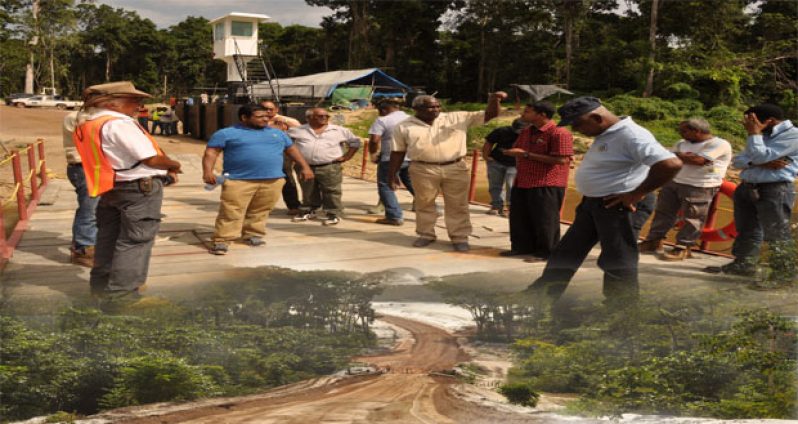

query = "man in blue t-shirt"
(202, 104), (314, 255)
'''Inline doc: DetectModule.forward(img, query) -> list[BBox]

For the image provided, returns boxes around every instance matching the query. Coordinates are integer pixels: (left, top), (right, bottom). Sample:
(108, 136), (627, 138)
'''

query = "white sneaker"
(292, 210), (316, 222)
(322, 215), (340, 226)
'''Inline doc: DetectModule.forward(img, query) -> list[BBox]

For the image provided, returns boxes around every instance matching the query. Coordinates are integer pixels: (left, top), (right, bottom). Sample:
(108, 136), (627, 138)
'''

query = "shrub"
(498, 382), (540, 407)
(604, 95), (680, 121)
(664, 83), (700, 100)
(99, 354), (220, 409)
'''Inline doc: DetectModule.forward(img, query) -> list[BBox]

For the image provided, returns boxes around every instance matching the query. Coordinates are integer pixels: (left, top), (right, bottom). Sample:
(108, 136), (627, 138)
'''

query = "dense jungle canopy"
(0, 0), (796, 112)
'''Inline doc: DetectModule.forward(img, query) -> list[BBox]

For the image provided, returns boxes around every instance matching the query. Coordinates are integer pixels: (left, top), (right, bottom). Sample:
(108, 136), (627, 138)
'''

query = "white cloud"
(98, 0), (333, 28)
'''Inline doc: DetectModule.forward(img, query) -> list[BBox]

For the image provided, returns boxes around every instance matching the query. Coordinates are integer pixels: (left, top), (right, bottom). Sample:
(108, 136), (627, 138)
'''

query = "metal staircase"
(232, 39), (279, 103)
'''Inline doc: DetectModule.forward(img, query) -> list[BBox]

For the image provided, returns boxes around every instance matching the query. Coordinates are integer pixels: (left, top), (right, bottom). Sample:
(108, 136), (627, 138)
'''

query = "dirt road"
(108, 316), (546, 424)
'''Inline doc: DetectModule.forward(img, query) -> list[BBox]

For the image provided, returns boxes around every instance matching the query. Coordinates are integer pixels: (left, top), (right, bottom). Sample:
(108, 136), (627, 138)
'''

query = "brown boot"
(71, 246), (95, 267)
(638, 239), (663, 254)
(661, 246), (692, 261)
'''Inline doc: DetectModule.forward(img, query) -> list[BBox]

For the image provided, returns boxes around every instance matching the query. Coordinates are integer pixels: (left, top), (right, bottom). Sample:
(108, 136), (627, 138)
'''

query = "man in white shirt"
(75, 81), (182, 305)
(639, 118), (732, 260)
(524, 97), (682, 308)
(368, 99), (412, 225)
(287, 108), (361, 225)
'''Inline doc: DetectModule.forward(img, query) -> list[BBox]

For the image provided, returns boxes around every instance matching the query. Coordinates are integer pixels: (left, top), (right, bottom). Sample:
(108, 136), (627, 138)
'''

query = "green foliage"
(0, 268), (382, 422)
(503, 307), (798, 419)
(99, 355), (220, 409)
(498, 382), (540, 407)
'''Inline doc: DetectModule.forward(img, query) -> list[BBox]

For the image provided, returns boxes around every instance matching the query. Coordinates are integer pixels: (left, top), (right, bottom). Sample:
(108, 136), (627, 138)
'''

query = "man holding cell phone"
(704, 104), (798, 289)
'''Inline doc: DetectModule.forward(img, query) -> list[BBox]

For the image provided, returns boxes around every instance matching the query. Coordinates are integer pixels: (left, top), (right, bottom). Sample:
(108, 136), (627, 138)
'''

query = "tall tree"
(642, 0), (660, 97)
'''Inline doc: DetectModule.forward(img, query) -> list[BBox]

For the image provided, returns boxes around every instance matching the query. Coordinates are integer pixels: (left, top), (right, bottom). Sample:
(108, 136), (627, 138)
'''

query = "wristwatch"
(523, 151), (530, 159)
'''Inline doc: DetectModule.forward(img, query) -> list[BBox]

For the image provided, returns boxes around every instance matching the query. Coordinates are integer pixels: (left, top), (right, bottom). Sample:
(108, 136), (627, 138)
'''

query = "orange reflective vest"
(73, 115), (163, 197)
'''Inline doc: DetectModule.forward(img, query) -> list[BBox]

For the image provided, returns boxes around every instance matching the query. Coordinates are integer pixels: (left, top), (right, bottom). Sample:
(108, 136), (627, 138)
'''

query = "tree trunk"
(477, 24), (486, 98)
(564, 15), (573, 89)
(643, 0), (660, 98)
(25, 0), (39, 94)
(105, 51), (111, 82)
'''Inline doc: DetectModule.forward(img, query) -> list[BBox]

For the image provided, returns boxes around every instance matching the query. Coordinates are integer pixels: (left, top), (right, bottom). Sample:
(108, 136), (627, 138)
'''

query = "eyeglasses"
(313, 114), (330, 118)
(262, 107), (275, 111)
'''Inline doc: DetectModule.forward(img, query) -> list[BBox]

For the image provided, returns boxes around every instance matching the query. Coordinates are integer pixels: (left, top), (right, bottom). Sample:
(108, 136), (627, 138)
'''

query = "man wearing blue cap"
(524, 96), (683, 307)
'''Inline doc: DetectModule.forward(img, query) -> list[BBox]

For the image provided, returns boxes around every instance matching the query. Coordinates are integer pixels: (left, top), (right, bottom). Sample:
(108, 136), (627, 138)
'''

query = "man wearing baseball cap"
(523, 96), (682, 309)
(73, 81), (182, 307)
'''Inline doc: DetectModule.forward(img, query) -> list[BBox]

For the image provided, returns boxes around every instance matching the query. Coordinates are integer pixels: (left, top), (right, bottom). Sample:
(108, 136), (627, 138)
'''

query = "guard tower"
(210, 12), (279, 102)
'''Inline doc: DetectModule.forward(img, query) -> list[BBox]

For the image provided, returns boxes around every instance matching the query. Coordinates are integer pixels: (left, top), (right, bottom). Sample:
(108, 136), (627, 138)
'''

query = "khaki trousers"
(409, 161), (472, 243)
(213, 178), (285, 242)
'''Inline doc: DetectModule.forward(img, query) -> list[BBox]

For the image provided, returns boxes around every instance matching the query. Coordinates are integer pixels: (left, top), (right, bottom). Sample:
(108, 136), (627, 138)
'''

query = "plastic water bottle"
(204, 173), (227, 191)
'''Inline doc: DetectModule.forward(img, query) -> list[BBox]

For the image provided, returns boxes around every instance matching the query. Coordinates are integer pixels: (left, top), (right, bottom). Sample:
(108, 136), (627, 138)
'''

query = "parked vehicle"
(12, 95), (83, 109)
(4, 93), (34, 106)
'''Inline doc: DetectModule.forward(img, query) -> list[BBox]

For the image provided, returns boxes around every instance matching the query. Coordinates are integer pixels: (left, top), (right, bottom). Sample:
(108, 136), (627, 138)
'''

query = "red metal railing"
(357, 147), (733, 256)
(0, 139), (48, 266)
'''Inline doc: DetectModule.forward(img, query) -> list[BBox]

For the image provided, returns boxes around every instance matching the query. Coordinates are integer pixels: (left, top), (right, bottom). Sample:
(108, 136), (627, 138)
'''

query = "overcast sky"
(99, 0), (334, 28)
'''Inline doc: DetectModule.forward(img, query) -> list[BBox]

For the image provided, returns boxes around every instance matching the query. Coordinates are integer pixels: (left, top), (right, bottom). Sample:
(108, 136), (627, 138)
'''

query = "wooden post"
(469, 150), (480, 202)
(0, 198), (6, 258)
(37, 140), (47, 187)
(360, 146), (368, 180)
(700, 191), (721, 251)
(27, 146), (38, 199)
(11, 152), (27, 221)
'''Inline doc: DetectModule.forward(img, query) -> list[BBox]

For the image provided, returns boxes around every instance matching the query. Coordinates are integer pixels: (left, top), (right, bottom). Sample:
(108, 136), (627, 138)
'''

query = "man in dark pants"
(74, 81), (182, 305)
(703, 104), (798, 289)
(524, 97), (682, 308)
(501, 102), (573, 261)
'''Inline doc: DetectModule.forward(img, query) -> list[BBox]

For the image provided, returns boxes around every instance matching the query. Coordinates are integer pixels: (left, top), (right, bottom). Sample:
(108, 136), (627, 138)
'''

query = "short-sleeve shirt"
(287, 124), (362, 165)
(89, 110), (167, 181)
(368, 110), (410, 162)
(671, 137), (732, 188)
(574, 117), (675, 197)
(207, 124), (293, 180)
(513, 121), (574, 188)
(485, 126), (520, 167)
(392, 111), (484, 162)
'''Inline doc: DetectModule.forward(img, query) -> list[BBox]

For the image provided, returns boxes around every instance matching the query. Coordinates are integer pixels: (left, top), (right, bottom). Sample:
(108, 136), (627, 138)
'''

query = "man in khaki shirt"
(389, 92), (507, 251)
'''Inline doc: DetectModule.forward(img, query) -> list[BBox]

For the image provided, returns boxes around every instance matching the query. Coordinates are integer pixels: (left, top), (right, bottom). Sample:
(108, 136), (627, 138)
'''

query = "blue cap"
(557, 96), (601, 126)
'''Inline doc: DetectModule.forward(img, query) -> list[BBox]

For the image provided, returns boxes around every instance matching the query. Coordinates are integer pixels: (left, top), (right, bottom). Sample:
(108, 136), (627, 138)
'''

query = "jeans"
(528, 197), (639, 305)
(378, 161), (414, 220)
(731, 181), (796, 280)
(137, 118), (149, 133)
(66, 164), (99, 249)
(486, 160), (516, 209)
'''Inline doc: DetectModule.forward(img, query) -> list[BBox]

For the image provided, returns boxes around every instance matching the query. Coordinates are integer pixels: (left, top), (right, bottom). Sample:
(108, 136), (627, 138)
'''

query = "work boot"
(703, 260), (757, 277)
(71, 246), (95, 268)
(638, 239), (663, 254)
(661, 246), (692, 261)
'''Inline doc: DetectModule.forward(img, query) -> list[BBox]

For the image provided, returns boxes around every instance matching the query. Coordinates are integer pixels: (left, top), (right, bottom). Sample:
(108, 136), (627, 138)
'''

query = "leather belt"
(309, 162), (339, 167)
(413, 157), (463, 166)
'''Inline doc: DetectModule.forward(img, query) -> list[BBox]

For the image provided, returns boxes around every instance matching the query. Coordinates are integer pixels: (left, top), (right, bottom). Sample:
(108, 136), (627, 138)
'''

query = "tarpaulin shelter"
(252, 68), (412, 101)
(510, 84), (574, 102)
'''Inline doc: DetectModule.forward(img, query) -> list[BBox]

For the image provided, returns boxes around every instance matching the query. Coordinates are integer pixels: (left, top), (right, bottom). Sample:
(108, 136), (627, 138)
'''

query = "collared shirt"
(733, 120), (798, 183)
(207, 124), (292, 180)
(513, 121), (574, 188)
(671, 137), (732, 188)
(88, 109), (167, 181)
(392, 111), (484, 162)
(287, 124), (361, 165)
(574, 117), (675, 197)
(368, 110), (410, 162)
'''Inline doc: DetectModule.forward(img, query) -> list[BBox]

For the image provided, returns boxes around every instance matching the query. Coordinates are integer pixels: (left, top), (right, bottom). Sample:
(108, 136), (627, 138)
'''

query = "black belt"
(741, 181), (790, 188)
(309, 162), (339, 167)
(114, 175), (169, 186)
(413, 157), (463, 166)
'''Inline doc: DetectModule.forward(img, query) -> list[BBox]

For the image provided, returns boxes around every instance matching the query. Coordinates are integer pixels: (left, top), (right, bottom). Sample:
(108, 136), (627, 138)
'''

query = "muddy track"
(107, 315), (545, 424)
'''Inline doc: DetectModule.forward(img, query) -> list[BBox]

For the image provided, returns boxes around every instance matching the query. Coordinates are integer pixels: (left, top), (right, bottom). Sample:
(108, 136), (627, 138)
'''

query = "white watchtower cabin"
(210, 12), (272, 82)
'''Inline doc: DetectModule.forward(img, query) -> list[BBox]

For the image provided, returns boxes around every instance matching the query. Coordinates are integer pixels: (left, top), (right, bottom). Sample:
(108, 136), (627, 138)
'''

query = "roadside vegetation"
(0, 267), (383, 422)
(430, 278), (797, 419)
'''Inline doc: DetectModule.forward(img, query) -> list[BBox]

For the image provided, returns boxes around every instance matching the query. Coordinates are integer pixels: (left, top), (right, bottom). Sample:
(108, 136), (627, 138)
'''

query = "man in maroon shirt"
(501, 102), (574, 260)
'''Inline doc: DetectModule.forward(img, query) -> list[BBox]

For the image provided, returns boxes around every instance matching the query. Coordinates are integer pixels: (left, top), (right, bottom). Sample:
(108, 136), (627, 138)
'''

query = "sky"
(99, 0), (334, 28)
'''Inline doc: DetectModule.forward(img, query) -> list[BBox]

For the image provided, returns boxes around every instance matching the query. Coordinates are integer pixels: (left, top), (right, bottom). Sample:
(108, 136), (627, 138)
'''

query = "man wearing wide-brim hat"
(73, 81), (181, 307)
